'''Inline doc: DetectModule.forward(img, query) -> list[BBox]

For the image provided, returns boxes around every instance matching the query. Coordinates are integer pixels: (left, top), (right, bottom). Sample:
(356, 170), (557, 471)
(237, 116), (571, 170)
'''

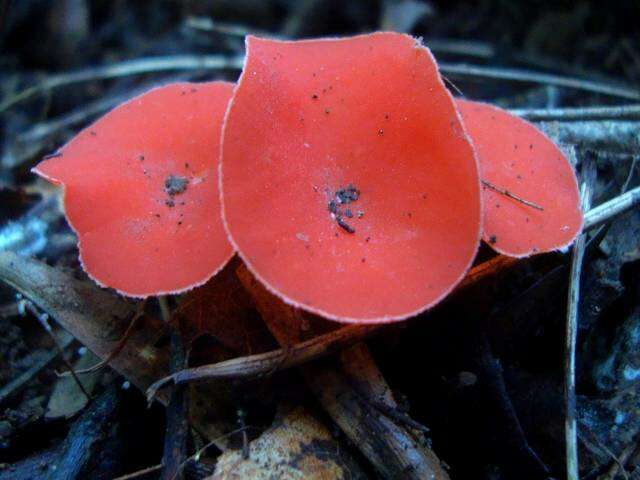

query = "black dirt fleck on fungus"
(185, 162), (190, 169)
(384, 114), (389, 120)
(335, 184), (360, 204)
(43, 152), (62, 160)
(345, 209), (353, 218)
(517, 174), (522, 179)
(378, 129), (384, 135)
(495, 203), (500, 208)
(154, 213), (161, 218)
(165, 199), (175, 208)
(139, 155), (145, 161)
(532, 247), (539, 253)
(357, 211), (364, 218)
(514, 144), (518, 150)
(177, 221), (183, 226)
(422, 193), (427, 200)
(181, 90), (187, 95)
(191, 88), (197, 93)
(337, 217), (355, 234)
(328, 200), (338, 215)
(489, 235), (497, 244)
(324, 108), (331, 114)
(335, 232), (339, 238)
(407, 212), (412, 218)
(311, 94), (318, 100)
(164, 175), (188, 196)
(529, 144), (533, 149)
(365, 236), (371, 243)
(361, 258), (366, 263)
(90, 131), (97, 136)
(525, 217), (530, 223)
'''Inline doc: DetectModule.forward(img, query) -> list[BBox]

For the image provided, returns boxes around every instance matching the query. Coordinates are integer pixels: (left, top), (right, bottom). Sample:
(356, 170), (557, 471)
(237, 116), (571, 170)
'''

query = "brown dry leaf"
(175, 258), (275, 357)
(208, 406), (364, 480)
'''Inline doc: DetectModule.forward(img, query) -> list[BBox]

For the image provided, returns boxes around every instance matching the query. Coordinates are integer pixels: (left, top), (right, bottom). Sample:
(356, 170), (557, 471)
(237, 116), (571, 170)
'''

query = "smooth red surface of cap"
(33, 82), (235, 297)
(457, 99), (583, 257)
(221, 33), (482, 323)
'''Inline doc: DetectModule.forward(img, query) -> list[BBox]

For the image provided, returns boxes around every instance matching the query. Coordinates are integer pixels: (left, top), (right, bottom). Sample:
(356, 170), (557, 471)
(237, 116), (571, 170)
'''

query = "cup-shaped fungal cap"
(456, 99), (583, 257)
(221, 33), (482, 323)
(33, 82), (235, 297)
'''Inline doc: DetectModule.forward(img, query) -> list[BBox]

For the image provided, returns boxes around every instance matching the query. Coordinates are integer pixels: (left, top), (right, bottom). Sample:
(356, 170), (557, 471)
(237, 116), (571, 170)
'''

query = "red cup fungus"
(220, 33), (482, 323)
(33, 82), (235, 297)
(456, 99), (583, 257)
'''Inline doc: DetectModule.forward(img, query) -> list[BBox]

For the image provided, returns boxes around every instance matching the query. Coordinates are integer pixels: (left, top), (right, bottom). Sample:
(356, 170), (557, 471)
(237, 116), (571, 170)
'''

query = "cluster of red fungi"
(34, 33), (583, 323)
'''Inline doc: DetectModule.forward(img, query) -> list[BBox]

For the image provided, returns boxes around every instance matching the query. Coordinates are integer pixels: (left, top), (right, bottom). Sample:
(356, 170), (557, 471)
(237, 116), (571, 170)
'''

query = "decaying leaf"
(45, 350), (103, 419)
(209, 406), (364, 480)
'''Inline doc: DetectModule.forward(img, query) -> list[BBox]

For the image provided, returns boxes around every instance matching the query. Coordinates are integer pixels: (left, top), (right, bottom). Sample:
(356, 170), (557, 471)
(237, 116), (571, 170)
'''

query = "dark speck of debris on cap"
(337, 217), (355, 234)
(164, 175), (188, 196)
(489, 235), (497, 244)
(328, 183), (361, 234)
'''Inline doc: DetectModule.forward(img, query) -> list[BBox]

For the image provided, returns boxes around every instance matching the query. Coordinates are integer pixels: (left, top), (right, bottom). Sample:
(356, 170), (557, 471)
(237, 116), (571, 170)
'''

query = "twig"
(4, 53), (639, 114)
(60, 301), (146, 376)
(600, 440), (639, 480)
(146, 324), (377, 400)
(145, 254), (542, 401)
(112, 464), (163, 480)
(565, 161), (596, 480)
(22, 299), (91, 402)
(481, 180), (545, 211)
(512, 104), (640, 121)
(0, 54), (244, 113)
(53, 385), (119, 479)
(583, 185), (640, 230)
(159, 296), (189, 480)
(439, 63), (640, 100)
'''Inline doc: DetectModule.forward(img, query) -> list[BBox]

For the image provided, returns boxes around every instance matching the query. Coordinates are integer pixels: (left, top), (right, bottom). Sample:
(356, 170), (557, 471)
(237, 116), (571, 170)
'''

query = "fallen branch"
(440, 63), (640, 100)
(565, 161), (595, 480)
(583, 185), (640, 230)
(512, 104), (640, 121)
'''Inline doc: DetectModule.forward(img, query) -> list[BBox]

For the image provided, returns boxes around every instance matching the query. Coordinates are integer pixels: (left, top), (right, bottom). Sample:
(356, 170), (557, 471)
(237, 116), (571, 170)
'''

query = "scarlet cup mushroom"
(220, 33), (482, 323)
(456, 99), (583, 257)
(33, 82), (235, 296)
